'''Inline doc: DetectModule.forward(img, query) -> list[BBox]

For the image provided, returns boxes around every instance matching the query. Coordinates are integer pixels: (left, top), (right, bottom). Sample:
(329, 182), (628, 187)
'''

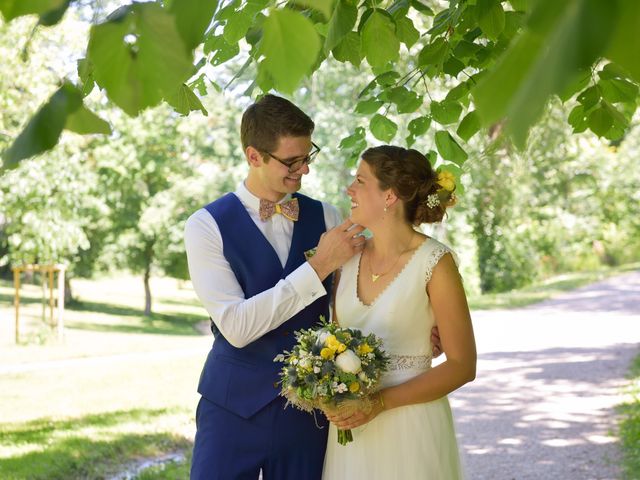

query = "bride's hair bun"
(361, 146), (456, 225)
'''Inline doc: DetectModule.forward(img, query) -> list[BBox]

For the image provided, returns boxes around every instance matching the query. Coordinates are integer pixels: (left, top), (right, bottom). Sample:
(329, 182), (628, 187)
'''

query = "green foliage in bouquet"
(275, 317), (389, 445)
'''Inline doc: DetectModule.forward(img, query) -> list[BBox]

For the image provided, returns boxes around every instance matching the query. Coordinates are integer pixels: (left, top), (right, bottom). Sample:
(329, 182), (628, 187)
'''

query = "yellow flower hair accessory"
(436, 170), (456, 192)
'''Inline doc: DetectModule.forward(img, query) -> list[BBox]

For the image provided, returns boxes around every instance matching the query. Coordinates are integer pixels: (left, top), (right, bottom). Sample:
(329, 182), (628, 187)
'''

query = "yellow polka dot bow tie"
(259, 198), (300, 222)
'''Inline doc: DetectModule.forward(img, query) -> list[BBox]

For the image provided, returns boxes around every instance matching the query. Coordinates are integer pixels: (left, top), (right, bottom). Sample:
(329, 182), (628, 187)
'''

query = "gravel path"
(450, 271), (640, 480)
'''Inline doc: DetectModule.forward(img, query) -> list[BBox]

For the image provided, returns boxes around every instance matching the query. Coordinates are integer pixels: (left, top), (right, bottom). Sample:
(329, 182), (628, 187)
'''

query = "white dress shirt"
(184, 182), (342, 348)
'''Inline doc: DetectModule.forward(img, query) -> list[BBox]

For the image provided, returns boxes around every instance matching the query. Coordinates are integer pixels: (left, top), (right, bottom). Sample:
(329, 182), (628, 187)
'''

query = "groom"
(185, 94), (366, 479)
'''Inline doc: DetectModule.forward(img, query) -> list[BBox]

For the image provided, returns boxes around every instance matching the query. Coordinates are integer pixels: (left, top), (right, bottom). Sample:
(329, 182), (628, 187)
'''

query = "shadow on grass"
(66, 300), (207, 336)
(0, 291), (42, 307)
(0, 408), (192, 480)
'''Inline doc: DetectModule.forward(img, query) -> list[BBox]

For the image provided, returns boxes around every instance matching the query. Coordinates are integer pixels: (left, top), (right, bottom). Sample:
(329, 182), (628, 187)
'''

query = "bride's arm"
(329, 253), (476, 429)
(381, 253), (476, 409)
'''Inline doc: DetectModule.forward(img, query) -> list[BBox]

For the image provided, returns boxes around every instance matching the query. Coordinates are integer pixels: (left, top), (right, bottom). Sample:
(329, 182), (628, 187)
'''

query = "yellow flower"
(336, 343), (347, 353)
(437, 171), (456, 192)
(321, 347), (335, 360)
(349, 382), (360, 393)
(357, 343), (373, 355)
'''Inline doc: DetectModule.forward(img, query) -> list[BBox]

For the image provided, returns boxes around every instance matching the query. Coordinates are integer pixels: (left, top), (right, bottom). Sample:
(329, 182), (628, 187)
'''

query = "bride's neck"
(368, 223), (418, 257)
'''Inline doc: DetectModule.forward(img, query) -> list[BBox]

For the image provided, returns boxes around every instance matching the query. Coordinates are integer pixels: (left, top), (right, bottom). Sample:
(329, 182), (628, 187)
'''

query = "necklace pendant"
(371, 274), (380, 282)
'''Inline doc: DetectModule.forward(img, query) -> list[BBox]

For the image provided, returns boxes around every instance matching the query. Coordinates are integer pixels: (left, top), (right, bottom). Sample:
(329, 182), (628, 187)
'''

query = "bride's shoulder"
(421, 236), (458, 267)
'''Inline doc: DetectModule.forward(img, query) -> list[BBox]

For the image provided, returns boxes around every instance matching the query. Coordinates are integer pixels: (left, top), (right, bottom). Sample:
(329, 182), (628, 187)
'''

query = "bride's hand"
(325, 393), (385, 429)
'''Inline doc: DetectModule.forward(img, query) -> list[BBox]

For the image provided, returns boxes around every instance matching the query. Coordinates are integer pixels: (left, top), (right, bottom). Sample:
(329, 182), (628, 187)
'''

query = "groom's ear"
(246, 146), (264, 166)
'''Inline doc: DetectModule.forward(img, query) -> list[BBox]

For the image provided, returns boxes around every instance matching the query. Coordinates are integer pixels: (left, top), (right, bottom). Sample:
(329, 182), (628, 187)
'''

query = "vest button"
(282, 331), (289, 336)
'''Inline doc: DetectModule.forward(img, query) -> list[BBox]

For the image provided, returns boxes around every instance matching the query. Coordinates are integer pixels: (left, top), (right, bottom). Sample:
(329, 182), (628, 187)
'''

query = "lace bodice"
(334, 237), (456, 362)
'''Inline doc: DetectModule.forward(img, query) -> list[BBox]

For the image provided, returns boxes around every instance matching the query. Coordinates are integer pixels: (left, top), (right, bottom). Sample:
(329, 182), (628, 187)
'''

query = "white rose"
(335, 349), (362, 374)
(358, 371), (368, 381)
(315, 329), (331, 346)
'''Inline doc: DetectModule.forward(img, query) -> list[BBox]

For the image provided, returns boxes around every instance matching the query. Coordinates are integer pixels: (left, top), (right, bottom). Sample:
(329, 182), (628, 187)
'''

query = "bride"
(322, 145), (477, 479)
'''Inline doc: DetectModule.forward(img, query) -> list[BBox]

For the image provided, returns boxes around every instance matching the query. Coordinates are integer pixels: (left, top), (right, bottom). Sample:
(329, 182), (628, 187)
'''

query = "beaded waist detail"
(387, 354), (432, 371)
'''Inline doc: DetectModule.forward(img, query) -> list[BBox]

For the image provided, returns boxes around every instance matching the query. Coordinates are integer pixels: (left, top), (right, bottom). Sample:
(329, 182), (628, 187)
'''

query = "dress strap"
(424, 241), (458, 284)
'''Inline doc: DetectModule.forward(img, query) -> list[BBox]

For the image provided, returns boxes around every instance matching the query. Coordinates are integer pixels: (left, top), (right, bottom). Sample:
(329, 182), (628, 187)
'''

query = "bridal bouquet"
(274, 317), (389, 445)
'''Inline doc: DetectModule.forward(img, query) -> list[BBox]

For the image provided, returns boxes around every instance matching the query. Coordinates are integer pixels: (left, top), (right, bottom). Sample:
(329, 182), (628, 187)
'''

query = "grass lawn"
(0, 275), (209, 479)
(0, 264), (638, 478)
(618, 354), (640, 480)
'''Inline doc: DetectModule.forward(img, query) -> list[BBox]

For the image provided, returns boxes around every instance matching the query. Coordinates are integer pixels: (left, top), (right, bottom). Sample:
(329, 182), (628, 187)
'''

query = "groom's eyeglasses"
(263, 142), (321, 173)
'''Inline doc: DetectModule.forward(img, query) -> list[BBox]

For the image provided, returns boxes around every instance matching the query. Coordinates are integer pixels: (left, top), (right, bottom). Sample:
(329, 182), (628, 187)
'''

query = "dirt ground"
(451, 271), (640, 480)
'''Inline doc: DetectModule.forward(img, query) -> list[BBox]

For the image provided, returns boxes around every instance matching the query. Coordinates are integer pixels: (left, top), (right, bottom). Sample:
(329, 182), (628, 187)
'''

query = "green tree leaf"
(473, 0), (619, 146)
(598, 78), (639, 104)
(418, 37), (448, 67)
(169, 0), (218, 51)
(332, 30), (362, 66)
(87, 3), (194, 116)
(587, 102), (613, 137)
(339, 127), (366, 150)
(406, 115), (431, 147)
(408, 115), (432, 136)
(325, 0), (357, 53)
(395, 16), (419, 48)
(223, 7), (253, 43)
(598, 62), (633, 81)
(361, 11), (400, 68)
(475, 0), (505, 40)
(435, 130), (467, 164)
(577, 85), (601, 110)
(443, 56), (465, 77)
(291, 0), (334, 19)
(388, 86), (422, 114)
(0, 0), (65, 21)
(37, 0), (70, 26)
(567, 104), (588, 133)
(205, 34), (241, 66)
(166, 83), (208, 116)
(558, 69), (590, 102)
(370, 114), (398, 142)
(431, 100), (462, 125)
(259, 8), (321, 93)
(3, 82), (82, 169)
(65, 104), (112, 135)
(508, 0), (529, 12)
(410, 0), (434, 16)
(77, 58), (95, 97)
(355, 98), (383, 114)
(445, 82), (470, 102)
(606, 1), (640, 83)
(456, 110), (481, 141)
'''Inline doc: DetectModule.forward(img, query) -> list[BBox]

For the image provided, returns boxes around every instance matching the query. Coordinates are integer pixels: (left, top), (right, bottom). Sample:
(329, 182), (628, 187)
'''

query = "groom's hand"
(431, 326), (443, 358)
(308, 219), (365, 281)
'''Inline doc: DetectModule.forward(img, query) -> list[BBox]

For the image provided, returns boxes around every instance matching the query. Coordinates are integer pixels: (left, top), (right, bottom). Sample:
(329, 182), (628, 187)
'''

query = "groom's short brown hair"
(240, 94), (315, 152)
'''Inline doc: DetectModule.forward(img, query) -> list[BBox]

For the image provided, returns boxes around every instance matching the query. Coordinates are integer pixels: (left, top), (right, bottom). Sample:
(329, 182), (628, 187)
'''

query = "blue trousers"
(190, 396), (328, 480)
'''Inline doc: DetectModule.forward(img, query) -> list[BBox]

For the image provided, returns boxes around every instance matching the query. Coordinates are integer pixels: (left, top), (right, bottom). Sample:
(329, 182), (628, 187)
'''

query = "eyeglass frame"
(261, 142), (321, 173)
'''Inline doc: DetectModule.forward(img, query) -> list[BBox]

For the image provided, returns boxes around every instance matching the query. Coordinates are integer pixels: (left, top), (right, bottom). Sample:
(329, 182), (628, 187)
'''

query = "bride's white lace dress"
(322, 237), (464, 479)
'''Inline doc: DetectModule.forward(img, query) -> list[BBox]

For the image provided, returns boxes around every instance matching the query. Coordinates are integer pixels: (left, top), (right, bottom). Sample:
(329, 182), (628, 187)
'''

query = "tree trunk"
(64, 276), (75, 304)
(143, 265), (152, 316)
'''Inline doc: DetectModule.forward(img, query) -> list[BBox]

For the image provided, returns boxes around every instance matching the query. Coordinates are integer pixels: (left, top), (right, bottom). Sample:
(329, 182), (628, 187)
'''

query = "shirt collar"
(236, 181), (292, 213)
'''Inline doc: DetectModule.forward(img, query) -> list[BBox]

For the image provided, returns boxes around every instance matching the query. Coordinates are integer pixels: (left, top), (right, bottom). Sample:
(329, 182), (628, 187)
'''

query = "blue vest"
(198, 192), (332, 418)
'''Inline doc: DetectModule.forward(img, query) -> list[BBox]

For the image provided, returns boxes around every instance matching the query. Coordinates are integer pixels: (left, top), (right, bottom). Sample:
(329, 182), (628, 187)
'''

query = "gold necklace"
(367, 249), (404, 283)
